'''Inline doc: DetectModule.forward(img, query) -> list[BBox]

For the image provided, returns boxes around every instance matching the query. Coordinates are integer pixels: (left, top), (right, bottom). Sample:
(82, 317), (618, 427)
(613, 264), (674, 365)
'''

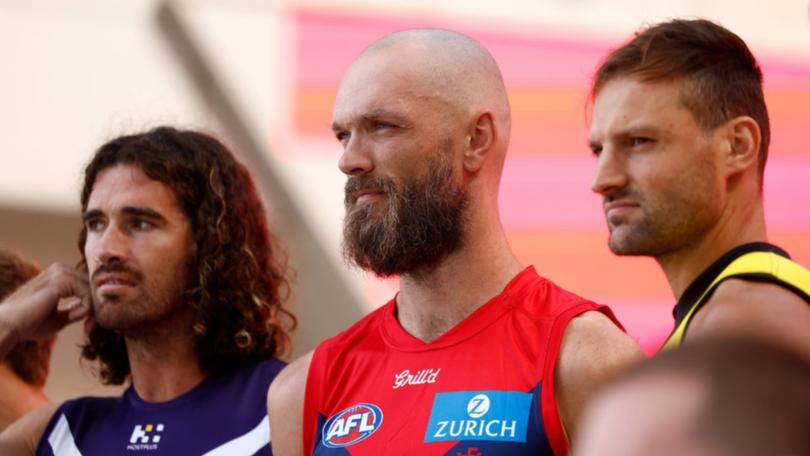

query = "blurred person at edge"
(0, 248), (54, 432)
(587, 19), (810, 355)
(0, 126), (295, 455)
(575, 336), (810, 456)
(269, 28), (642, 456)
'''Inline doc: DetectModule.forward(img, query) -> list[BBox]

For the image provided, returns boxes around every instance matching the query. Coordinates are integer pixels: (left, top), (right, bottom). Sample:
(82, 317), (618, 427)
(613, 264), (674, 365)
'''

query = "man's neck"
(124, 310), (207, 403)
(396, 220), (522, 342)
(0, 364), (50, 432)
(657, 198), (767, 300)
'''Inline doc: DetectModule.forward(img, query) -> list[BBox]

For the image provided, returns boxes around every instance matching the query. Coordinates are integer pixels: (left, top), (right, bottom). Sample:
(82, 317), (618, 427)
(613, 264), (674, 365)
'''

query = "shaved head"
(368, 30), (508, 106)
(341, 28), (511, 150)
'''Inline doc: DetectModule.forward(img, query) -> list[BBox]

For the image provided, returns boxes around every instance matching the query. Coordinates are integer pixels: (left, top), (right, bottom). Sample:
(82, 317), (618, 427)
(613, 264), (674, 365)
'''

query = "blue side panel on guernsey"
(313, 414), (351, 456)
(312, 383), (552, 455)
(36, 358), (285, 456)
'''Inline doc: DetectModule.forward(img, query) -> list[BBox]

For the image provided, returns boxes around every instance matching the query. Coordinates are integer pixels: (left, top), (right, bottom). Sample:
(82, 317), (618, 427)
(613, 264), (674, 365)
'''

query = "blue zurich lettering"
(322, 403), (383, 448)
(424, 390), (532, 443)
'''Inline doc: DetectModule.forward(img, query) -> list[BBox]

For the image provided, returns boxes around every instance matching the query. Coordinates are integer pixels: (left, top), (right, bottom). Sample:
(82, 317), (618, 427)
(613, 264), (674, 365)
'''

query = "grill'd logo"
(322, 403), (383, 448)
(392, 368), (441, 389)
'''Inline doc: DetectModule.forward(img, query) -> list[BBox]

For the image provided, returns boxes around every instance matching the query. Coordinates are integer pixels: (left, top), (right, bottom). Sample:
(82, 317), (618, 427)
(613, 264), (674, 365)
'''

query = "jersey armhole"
(540, 302), (614, 456)
(33, 404), (67, 456)
(302, 343), (330, 455)
(664, 253), (810, 351)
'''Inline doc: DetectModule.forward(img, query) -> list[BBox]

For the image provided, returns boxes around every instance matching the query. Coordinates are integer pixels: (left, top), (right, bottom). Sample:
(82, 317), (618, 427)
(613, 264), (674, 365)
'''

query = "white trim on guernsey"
(44, 413), (269, 455)
(201, 415), (271, 456)
(47, 414), (83, 456)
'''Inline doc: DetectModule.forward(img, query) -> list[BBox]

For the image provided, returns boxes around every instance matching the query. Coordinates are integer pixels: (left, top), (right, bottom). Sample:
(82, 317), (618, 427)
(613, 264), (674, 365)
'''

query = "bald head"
(336, 28), (511, 153)
(365, 29), (509, 127)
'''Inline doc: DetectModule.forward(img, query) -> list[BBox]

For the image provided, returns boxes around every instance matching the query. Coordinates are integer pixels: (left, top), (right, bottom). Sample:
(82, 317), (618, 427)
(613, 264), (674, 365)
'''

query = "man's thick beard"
(342, 154), (467, 278)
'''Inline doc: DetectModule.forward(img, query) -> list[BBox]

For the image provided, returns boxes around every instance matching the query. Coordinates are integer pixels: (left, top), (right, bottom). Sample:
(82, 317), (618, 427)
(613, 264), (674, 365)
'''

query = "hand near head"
(0, 263), (91, 355)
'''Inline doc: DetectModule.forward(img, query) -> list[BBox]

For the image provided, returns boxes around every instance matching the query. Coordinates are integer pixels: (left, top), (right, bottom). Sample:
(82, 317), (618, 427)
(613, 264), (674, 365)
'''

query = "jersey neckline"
(379, 266), (539, 352)
(673, 242), (789, 324)
(123, 359), (277, 410)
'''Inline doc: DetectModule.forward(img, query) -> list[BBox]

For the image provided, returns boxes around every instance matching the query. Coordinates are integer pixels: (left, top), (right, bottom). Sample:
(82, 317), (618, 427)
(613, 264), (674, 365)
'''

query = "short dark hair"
(79, 127), (296, 384)
(591, 19), (770, 181)
(0, 248), (51, 387)
(613, 337), (810, 456)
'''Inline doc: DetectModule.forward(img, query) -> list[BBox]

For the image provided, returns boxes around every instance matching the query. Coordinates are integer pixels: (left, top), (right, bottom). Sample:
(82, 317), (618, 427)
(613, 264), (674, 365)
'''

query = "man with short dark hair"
(0, 127), (295, 455)
(575, 337), (810, 456)
(269, 28), (641, 455)
(0, 249), (53, 432)
(588, 19), (810, 353)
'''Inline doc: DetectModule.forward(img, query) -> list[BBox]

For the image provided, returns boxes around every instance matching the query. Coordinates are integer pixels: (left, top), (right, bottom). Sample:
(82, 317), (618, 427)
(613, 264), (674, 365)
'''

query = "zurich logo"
(466, 394), (490, 418)
(322, 403), (383, 448)
(424, 390), (532, 443)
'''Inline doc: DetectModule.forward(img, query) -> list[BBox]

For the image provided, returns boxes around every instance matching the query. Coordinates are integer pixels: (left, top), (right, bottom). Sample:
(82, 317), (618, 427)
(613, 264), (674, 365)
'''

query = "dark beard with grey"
(342, 156), (467, 278)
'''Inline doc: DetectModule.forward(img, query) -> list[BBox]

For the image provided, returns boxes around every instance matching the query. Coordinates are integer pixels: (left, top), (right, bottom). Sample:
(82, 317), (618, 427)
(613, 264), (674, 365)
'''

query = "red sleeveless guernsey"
(303, 267), (618, 456)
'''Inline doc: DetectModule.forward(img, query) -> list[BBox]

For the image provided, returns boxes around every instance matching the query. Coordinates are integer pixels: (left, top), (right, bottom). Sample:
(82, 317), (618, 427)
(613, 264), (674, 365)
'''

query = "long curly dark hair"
(78, 126), (296, 385)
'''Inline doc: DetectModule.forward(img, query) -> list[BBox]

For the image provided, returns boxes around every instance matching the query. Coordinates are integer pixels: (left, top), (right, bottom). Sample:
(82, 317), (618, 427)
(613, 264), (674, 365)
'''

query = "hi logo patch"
(322, 403), (383, 448)
(127, 423), (164, 451)
(424, 390), (532, 443)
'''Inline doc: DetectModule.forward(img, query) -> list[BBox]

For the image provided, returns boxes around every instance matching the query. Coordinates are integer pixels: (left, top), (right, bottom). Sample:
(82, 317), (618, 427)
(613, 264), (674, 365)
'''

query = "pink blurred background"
(287, 10), (810, 353)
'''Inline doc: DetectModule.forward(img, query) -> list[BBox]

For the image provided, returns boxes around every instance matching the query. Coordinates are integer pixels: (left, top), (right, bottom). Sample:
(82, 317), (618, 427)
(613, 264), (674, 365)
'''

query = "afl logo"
(322, 403), (383, 448)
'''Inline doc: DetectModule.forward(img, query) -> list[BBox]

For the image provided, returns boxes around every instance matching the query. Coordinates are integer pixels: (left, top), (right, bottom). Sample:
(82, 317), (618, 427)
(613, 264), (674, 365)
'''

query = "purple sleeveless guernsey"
(36, 359), (284, 456)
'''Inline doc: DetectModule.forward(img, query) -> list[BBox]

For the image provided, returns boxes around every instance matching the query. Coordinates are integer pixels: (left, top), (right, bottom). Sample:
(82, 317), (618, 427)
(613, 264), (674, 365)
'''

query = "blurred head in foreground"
(575, 337), (810, 456)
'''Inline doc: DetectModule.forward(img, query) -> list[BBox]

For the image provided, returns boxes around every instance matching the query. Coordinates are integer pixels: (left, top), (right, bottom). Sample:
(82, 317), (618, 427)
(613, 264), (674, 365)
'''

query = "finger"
(55, 270), (92, 303)
(70, 265), (89, 279)
(56, 296), (81, 313)
(61, 295), (91, 322)
(67, 267), (90, 290)
(69, 294), (92, 321)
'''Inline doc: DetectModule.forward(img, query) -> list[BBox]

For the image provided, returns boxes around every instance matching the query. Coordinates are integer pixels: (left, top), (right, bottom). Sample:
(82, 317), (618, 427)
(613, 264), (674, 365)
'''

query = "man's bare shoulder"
(268, 351), (313, 406)
(689, 278), (810, 355)
(267, 351), (313, 456)
(555, 310), (644, 439)
(0, 403), (57, 456)
(557, 311), (644, 380)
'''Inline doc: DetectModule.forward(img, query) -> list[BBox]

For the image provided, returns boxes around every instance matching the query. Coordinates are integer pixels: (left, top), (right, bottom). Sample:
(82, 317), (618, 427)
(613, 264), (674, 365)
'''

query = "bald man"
(268, 29), (641, 455)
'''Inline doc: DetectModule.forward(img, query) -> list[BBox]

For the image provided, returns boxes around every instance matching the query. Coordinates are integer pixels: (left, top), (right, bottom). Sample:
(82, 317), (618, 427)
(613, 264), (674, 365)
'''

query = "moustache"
(603, 187), (642, 204)
(344, 176), (394, 206)
(91, 263), (144, 284)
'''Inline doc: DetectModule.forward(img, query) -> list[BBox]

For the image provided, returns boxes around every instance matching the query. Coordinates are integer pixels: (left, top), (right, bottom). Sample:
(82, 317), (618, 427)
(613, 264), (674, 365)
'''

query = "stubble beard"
(91, 262), (192, 338)
(342, 151), (467, 278)
(606, 175), (721, 258)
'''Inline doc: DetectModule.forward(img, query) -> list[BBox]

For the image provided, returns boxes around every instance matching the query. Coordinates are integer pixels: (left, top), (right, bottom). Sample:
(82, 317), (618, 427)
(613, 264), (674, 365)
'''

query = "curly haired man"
(0, 127), (295, 455)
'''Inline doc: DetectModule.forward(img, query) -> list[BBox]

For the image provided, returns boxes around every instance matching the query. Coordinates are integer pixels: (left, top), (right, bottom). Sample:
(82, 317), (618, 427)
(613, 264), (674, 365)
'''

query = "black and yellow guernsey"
(661, 242), (810, 352)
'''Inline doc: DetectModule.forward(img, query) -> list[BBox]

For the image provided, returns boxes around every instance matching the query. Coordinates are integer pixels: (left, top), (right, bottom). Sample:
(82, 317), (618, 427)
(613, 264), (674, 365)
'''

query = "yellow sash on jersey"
(660, 251), (810, 352)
